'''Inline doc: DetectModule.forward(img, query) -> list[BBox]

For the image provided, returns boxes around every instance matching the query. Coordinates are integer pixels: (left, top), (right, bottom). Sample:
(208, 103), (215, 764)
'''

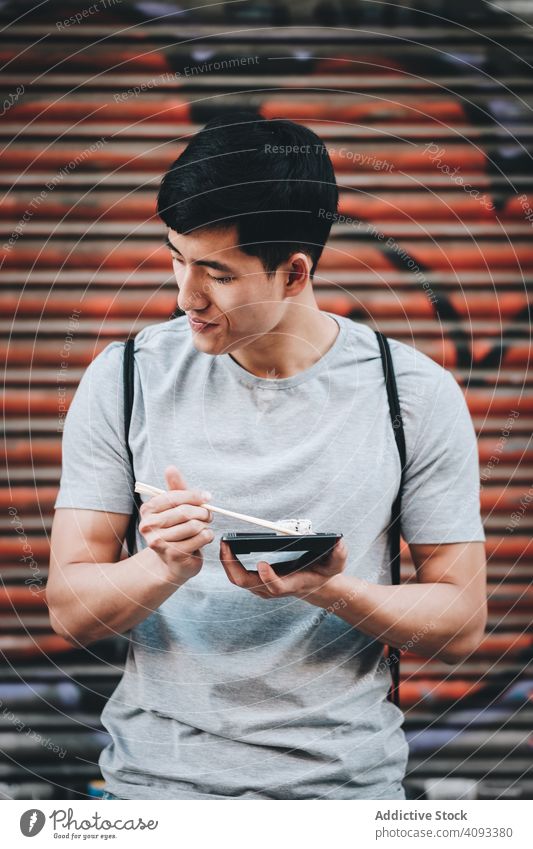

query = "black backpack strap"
(375, 330), (406, 709)
(123, 337), (142, 557)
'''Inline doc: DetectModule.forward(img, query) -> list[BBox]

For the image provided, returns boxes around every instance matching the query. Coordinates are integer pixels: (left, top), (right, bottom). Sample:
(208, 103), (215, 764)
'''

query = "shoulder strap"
(123, 337), (142, 558)
(374, 330), (406, 709)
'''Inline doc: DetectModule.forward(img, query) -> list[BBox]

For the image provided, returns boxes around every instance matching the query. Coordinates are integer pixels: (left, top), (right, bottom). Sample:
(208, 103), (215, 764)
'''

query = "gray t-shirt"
(54, 312), (485, 800)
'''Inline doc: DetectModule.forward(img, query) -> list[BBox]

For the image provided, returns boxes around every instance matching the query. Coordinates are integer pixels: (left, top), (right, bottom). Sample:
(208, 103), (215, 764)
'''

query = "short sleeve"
(54, 341), (135, 514)
(400, 368), (486, 544)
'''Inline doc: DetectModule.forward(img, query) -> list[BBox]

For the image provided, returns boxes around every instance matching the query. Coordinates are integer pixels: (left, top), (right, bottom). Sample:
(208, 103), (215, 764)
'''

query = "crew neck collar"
(218, 312), (346, 390)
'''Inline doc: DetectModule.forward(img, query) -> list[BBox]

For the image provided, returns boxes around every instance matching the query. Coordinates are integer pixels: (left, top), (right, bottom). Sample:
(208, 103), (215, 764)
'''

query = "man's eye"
(208, 274), (233, 284)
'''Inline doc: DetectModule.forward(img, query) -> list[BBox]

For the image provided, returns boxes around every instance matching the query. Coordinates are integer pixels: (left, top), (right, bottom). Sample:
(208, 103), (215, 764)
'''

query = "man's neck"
(227, 309), (340, 380)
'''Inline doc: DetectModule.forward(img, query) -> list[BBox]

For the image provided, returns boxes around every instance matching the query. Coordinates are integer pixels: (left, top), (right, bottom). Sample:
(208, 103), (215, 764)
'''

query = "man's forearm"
(304, 575), (486, 663)
(47, 546), (181, 647)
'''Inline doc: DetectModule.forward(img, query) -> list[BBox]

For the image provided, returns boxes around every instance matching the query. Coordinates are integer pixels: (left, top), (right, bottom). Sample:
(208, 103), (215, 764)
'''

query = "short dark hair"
(156, 111), (338, 279)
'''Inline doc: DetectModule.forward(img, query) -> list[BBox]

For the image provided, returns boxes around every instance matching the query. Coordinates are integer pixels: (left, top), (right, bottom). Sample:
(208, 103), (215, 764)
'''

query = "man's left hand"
(219, 537), (349, 604)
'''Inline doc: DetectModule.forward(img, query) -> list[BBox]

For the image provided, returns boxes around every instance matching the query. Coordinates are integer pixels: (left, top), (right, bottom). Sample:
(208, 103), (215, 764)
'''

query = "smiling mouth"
(188, 316), (218, 330)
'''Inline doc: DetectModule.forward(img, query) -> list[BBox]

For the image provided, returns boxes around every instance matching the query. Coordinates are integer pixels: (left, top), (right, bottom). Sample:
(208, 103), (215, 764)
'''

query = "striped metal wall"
(1, 0), (532, 800)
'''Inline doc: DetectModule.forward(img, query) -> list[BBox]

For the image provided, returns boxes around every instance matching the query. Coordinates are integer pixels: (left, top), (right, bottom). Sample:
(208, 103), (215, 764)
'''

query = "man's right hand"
(138, 465), (214, 584)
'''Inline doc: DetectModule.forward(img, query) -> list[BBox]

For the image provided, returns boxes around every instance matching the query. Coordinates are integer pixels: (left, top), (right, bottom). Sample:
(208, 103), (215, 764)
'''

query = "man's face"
(167, 225), (299, 355)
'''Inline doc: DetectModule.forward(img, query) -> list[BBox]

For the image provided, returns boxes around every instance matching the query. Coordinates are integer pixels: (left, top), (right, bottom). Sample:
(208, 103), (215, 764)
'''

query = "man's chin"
(190, 326), (222, 349)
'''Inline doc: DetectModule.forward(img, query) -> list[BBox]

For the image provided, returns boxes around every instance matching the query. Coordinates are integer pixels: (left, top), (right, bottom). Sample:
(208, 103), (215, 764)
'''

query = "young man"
(48, 113), (487, 801)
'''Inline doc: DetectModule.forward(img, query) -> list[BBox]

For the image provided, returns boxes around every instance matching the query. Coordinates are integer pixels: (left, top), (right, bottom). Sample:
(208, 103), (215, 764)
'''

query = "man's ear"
(286, 253), (311, 291)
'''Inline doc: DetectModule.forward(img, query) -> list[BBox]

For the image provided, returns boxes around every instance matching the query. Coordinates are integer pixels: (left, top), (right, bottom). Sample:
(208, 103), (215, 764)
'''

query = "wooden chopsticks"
(134, 482), (300, 536)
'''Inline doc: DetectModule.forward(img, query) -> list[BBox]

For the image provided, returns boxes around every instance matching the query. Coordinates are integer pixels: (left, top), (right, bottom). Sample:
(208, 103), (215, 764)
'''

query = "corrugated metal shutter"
(1, 1), (532, 800)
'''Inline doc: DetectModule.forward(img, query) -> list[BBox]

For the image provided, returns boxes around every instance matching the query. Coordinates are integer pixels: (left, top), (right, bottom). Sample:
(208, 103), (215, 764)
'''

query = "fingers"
(138, 467), (214, 548)
(152, 504), (213, 529)
(320, 537), (348, 572)
(153, 521), (214, 544)
(256, 540), (348, 595)
(148, 528), (213, 559)
(219, 541), (266, 591)
(219, 539), (349, 598)
(164, 464), (188, 491)
(152, 465), (213, 512)
(257, 560), (295, 596)
(142, 488), (210, 514)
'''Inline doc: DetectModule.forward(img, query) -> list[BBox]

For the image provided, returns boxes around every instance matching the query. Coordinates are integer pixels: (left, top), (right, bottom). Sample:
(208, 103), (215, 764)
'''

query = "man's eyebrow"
(165, 235), (236, 274)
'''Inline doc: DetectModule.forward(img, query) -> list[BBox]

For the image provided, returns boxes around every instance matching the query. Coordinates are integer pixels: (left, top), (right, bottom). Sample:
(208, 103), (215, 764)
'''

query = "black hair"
(156, 111), (338, 279)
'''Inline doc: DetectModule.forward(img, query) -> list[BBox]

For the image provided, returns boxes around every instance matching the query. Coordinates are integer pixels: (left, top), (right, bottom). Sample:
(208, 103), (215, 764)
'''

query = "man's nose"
(176, 268), (210, 313)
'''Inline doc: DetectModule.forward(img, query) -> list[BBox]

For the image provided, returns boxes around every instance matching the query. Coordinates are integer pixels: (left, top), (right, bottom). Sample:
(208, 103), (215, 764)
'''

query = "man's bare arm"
(46, 508), (183, 647)
(306, 541), (487, 664)
(46, 466), (214, 647)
